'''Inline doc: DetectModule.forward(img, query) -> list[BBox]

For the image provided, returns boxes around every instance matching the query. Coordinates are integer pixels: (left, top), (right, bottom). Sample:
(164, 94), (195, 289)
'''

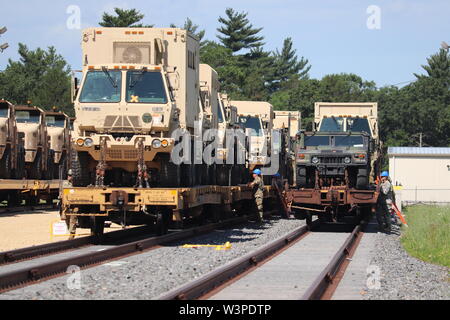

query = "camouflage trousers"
(255, 195), (263, 221)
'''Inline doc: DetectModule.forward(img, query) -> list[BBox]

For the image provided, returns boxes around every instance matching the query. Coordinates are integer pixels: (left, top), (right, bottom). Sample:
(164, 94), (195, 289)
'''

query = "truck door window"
(238, 116), (263, 136)
(126, 71), (168, 104)
(45, 116), (66, 128)
(79, 71), (122, 103)
(16, 111), (40, 124)
(319, 117), (344, 132)
(0, 108), (8, 117)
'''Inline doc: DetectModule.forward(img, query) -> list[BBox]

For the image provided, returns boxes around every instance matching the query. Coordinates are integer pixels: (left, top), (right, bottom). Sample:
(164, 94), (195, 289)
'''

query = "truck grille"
(319, 156), (345, 164)
(103, 116), (141, 131)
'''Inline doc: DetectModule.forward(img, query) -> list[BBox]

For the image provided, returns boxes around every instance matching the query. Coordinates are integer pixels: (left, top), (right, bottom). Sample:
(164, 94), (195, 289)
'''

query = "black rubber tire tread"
(71, 151), (91, 187)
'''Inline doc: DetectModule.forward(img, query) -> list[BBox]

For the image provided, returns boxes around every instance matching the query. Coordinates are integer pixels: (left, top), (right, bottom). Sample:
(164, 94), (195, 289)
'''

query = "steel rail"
(0, 214), (261, 293)
(158, 221), (317, 300)
(0, 225), (154, 265)
(300, 222), (365, 300)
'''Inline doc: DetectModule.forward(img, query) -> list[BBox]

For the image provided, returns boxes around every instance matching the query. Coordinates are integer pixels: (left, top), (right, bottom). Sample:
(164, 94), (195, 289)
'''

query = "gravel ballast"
(363, 225), (449, 300)
(0, 217), (306, 300)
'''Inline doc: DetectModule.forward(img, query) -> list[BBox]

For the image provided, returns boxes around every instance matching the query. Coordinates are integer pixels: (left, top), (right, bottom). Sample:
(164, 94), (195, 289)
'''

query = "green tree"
(217, 8), (264, 53)
(414, 48), (450, 82)
(0, 43), (72, 115)
(99, 8), (153, 27)
(170, 18), (206, 48)
(272, 37), (310, 89)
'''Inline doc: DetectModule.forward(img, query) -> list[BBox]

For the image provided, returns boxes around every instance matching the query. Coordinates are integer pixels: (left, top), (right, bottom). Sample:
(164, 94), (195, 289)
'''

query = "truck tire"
(0, 147), (11, 179)
(45, 150), (55, 180)
(160, 156), (180, 187)
(356, 168), (368, 190)
(297, 166), (307, 188)
(29, 150), (43, 179)
(71, 151), (91, 187)
(14, 146), (25, 179)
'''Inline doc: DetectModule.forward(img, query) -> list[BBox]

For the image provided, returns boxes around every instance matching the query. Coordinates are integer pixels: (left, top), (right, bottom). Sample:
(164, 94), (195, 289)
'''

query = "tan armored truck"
(71, 27), (202, 188)
(45, 111), (70, 179)
(0, 100), (25, 179)
(313, 102), (380, 184)
(231, 101), (274, 171)
(14, 105), (53, 180)
(273, 110), (301, 138)
(199, 64), (245, 185)
(272, 110), (301, 185)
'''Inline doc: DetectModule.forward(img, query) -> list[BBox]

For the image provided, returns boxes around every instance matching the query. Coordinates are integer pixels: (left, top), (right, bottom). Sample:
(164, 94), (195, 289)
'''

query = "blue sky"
(0, 0), (449, 87)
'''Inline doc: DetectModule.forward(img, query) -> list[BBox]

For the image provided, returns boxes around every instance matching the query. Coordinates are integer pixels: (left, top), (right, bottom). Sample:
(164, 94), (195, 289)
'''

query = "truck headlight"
(311, 156), (319, 164)
(76, 138), (84, 146)
(344, 156), (351, 164)
(84, 138), (93, 147)
(152, 139), (161, 148)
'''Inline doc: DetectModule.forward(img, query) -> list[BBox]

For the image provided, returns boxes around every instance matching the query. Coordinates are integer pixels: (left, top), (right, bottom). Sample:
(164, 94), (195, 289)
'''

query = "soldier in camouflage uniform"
(61, 169), (77, 239)
(248, 169), (264, 222)
(376, 171), (393, 232)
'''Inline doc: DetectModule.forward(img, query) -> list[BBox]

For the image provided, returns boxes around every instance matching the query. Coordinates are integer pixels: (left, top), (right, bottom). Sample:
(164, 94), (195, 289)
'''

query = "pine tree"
(217, 8), (264, 53)
(99, 8), (153, 27)
(272, 37), (311, 92)
(170, 18), (206, 47)
(414, 48), (450, 83)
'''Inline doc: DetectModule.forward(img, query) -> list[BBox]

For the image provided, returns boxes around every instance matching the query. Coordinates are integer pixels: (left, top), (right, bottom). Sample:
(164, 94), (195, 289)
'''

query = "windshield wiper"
(102, 67), (118, 89)
(129, 68), (147, 88)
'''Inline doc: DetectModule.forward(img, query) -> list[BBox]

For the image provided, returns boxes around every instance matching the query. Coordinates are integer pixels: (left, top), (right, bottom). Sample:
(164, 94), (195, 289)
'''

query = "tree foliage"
(99, 8), (153, 27)
(0, 43), (72, 115)
(217, 8), (264, 53)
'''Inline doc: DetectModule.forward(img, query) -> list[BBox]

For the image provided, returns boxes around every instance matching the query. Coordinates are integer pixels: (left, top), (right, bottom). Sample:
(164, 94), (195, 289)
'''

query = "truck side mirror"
(71, 76), (79, 103)
(167, 72), (179, 91)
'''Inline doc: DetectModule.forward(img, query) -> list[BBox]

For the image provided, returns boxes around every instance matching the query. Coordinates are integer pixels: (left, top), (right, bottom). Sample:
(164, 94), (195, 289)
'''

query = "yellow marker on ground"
(182, 242), (232, 250)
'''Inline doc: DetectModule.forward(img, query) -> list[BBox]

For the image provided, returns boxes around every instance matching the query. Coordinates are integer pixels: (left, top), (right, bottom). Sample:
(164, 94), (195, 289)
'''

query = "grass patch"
(400, 205), (450, 268)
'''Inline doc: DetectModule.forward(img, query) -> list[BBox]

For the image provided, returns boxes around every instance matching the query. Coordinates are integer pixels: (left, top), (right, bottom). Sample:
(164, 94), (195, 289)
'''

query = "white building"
(388, 147), (450, 204)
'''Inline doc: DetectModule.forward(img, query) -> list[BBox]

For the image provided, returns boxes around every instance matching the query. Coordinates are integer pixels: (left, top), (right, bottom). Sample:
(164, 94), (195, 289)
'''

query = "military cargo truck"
(14, 105), (53, 179)
(232, 101), (274, 171)
(0, 100), (25, 179)
(284, 102), (381, 224)
(314, 102), (380, 183)
(199, 64), (245, 185)
(272, 110), (301, 185)
(273, 110), (301, 138)
(71, 27), (204, 188)
(45, 111), (70, 179)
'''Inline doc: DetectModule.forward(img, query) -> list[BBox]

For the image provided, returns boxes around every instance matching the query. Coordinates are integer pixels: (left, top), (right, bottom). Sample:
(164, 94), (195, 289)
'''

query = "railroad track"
(158, 220), (365, 300)
(0, 212), (276, 293)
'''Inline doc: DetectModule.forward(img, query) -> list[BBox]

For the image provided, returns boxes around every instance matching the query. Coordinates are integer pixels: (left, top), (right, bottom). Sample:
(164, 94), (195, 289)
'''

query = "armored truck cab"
(232, 101), (274, 171)
(14, 105), (53, 179)
(45, 111), (70, 179)
(0, 100), (24, 179)
(72, 27), (201, 187)
(295, 131), (375, 189)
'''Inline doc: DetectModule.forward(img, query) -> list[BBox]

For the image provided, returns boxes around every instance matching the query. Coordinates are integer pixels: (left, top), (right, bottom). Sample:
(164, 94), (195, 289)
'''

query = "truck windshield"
(319, 117), (344, 132)
(46, 116), (66, 128)
(126, 71), (167, 104)
(346, 118), (371, 134)
(335, 136), (364, 147)
(304, 135), (330, 146)
(16, 111), (40, 124)
(239, 116), (263, 136)
(79, 70), (121, 103)
(0, 108), (8, 117)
